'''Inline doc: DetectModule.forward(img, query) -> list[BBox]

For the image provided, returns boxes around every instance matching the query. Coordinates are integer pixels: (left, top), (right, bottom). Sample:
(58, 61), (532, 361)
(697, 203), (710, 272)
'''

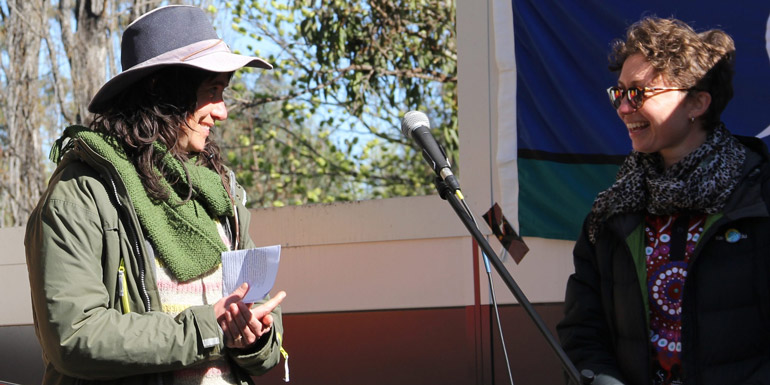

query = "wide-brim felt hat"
(88, 5), (272, 113)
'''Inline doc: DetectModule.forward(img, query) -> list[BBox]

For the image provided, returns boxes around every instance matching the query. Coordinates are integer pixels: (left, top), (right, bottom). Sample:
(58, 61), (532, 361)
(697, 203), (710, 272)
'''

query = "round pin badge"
(725, 229), (742, 243)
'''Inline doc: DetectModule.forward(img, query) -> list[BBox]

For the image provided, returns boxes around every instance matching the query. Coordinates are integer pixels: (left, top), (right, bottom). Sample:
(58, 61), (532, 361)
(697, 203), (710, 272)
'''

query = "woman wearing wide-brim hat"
(25, 5), (287, 385)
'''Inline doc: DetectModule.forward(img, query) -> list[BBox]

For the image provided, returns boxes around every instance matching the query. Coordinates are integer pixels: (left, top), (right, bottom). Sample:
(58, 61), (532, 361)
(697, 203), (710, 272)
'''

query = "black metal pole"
(434, 178), (590, 384)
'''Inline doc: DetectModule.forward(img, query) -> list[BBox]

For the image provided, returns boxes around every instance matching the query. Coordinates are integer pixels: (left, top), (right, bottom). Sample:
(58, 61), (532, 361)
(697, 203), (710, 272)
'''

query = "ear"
(689, 90), (711, 119)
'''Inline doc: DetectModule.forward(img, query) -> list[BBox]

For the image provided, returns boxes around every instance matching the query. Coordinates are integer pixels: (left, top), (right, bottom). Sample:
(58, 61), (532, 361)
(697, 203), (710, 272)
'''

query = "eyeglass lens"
(608, 87), (644, 109)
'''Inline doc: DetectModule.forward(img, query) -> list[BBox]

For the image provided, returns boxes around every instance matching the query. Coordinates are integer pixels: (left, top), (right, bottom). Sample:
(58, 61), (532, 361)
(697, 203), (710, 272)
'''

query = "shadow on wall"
(0, 305), (567, 385)
(1, 325), (43, 385)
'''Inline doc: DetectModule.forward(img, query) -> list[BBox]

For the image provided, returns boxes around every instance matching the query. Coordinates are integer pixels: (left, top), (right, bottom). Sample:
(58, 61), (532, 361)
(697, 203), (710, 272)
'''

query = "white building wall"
(0, 0), (576, 382)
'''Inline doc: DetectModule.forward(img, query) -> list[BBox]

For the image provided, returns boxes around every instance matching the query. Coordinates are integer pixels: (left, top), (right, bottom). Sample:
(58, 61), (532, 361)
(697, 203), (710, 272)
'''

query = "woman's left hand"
(216, 283), (286, 349)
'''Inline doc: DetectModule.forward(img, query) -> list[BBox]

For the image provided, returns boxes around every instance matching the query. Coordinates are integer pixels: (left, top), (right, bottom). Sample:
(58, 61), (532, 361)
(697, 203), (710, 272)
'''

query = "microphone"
(400, 111), (462, 195)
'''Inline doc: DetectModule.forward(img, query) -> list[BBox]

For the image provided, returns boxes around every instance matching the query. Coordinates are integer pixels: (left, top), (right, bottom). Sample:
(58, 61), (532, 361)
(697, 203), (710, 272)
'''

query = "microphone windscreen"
(401, 111), (431, 138)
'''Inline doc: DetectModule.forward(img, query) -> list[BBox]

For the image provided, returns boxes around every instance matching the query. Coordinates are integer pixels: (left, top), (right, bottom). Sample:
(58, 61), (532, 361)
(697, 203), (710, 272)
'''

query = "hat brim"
(88, 43), (272, 113)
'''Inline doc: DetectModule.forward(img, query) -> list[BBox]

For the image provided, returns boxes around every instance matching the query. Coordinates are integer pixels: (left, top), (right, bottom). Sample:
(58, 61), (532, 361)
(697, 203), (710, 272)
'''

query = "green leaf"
(211, 0), (457, 207)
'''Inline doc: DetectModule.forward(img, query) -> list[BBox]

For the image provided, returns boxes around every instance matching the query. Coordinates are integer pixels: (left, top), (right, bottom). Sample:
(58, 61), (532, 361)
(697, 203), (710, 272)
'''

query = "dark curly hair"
(609, 17), (735, 129)
(89, 66), (232, 201)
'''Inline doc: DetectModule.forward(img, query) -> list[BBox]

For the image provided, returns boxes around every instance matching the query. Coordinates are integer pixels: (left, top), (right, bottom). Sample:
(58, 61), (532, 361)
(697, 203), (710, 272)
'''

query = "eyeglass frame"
(606, 86), (691, 110)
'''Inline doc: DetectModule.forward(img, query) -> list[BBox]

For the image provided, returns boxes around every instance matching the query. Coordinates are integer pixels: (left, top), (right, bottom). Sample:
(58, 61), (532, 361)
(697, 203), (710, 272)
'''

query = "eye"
(201, 87), (223, 101)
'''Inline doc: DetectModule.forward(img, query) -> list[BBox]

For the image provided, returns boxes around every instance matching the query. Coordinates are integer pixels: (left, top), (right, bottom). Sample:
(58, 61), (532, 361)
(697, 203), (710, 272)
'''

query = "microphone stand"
(433, 178), (593, 385)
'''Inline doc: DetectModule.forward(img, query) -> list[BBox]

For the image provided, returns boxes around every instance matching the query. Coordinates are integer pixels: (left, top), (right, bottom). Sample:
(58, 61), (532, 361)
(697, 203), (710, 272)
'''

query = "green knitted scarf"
(51, 126), (233, 282)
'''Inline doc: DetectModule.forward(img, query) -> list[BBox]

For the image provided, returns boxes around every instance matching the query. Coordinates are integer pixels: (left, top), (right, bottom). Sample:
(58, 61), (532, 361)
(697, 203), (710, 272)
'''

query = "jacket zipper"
(75, 140), (152, 312)
(106, 169), (152, 312)
(228, 170), (240, 250)
(609, 221), (652, 383)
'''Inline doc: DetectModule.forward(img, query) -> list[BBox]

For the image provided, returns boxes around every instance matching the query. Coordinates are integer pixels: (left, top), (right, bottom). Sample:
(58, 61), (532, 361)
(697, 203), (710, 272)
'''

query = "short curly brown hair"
(609, 17), (735, 129)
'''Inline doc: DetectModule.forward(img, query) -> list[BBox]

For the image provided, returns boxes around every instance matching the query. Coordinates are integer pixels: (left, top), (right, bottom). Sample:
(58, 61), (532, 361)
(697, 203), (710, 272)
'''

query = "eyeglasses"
(607, 86), (690, 110)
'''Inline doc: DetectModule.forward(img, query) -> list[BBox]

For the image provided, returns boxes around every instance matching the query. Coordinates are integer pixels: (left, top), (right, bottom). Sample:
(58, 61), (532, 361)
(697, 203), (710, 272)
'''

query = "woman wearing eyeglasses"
(557, 17), (770, 385)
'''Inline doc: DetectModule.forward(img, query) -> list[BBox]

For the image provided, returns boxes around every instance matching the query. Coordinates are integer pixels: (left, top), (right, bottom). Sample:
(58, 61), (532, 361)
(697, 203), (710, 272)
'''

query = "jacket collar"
(721, 136), (769, 221)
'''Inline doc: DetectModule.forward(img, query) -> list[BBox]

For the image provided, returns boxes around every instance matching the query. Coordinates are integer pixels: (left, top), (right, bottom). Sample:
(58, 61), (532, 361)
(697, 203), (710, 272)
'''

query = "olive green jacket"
(25, 136), (283, 385)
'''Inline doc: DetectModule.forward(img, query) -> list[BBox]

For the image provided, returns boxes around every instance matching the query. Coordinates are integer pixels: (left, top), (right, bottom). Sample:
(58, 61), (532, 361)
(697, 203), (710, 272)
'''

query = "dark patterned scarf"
(587, 124), (745, 243)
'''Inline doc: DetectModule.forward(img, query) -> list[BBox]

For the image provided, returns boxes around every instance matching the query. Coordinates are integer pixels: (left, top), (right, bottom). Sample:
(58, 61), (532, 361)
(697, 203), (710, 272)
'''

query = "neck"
(660, 124), (708, 169)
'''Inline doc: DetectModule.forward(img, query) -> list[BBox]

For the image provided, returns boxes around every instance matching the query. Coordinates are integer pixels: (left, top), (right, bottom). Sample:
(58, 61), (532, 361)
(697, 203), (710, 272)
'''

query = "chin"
(631, 142), (655, 154)
(192, 142), (207, 153)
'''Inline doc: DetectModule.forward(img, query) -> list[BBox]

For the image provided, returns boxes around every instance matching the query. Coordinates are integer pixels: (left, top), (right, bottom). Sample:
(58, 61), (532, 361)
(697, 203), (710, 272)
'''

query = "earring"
(689, 117), (695, 123)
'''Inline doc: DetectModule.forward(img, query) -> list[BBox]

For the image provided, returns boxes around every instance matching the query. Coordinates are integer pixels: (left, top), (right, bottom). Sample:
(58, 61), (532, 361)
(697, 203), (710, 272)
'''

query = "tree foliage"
(0, 0), (197, 226)
(0, 0), (457, 226)
(221, 0), (457, 206)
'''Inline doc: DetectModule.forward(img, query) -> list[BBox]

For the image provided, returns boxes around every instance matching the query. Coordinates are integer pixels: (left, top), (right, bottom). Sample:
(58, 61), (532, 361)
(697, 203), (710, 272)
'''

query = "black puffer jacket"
(557, 136), (770, 385)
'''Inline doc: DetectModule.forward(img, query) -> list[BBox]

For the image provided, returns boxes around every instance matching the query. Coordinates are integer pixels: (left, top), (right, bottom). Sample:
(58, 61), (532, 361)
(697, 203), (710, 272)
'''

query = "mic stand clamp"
(432, 177), (593, 385)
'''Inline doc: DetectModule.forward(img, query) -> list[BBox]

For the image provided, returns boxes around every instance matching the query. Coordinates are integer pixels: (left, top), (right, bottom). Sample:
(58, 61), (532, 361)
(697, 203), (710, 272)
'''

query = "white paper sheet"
(221, 245), (281, 303)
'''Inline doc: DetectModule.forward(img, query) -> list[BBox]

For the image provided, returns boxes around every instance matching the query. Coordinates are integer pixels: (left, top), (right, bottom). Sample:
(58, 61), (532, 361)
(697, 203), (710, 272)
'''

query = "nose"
(616, 96), (636, 115)
(211, 100), (228, 121)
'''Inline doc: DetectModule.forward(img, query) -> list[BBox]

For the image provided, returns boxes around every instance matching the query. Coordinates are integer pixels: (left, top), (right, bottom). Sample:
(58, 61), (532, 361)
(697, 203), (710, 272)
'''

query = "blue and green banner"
(505, 0), (770, 240)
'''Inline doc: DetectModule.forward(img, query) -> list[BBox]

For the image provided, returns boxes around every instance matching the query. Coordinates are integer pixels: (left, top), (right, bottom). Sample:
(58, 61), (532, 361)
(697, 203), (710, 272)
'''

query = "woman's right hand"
(214, 283), (286, 349)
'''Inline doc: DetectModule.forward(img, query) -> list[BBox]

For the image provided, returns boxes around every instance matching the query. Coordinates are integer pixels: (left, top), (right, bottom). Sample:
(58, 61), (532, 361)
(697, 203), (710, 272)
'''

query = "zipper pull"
(277, 332), (289, 382)
(118, 269), (124, 297)
(119, 259), (131, 314)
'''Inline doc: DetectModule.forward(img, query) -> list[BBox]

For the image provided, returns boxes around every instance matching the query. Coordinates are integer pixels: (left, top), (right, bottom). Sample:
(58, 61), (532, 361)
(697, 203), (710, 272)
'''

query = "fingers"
(263, 314), (274, 329)
(237, 300), (275, 339)
(225, 282), (251, 309)
(220, 290), (286, 349)
(220, 309), (241, 347)
(251, 291), (286, 319)
(230, 302), (258, 345)
(230, 282), (250, 301)
(214, 282), (251, 320)
(241, 292), (284, 338)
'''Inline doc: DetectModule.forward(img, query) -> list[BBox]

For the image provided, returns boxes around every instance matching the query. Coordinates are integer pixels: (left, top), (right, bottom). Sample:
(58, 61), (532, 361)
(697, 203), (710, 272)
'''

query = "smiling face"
(616, 54), (709, 168)
(178, 72), (231, 154)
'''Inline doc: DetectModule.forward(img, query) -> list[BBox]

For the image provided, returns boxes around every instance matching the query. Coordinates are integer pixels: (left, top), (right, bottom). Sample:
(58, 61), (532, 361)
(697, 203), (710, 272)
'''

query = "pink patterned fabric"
(644, 214), (705, 385)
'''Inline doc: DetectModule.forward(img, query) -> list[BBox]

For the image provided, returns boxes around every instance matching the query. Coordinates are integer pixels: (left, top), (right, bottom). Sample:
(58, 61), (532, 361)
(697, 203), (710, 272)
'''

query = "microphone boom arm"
(433, 177), (591, 384)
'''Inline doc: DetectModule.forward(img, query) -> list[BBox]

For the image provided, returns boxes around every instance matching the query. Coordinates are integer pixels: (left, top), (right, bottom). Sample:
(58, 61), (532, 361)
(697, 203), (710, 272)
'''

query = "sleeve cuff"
(189, 305), (223, 350)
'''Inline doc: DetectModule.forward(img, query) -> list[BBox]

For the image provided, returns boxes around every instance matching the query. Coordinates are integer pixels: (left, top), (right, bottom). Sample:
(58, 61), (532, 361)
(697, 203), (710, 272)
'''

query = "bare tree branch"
(0, 0), (46, 226)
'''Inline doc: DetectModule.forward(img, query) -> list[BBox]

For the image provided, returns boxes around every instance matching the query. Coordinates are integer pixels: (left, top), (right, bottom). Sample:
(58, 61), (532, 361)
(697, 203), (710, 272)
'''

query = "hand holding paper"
(216, 245), (284, 349)
(215, 283), (286, 348)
